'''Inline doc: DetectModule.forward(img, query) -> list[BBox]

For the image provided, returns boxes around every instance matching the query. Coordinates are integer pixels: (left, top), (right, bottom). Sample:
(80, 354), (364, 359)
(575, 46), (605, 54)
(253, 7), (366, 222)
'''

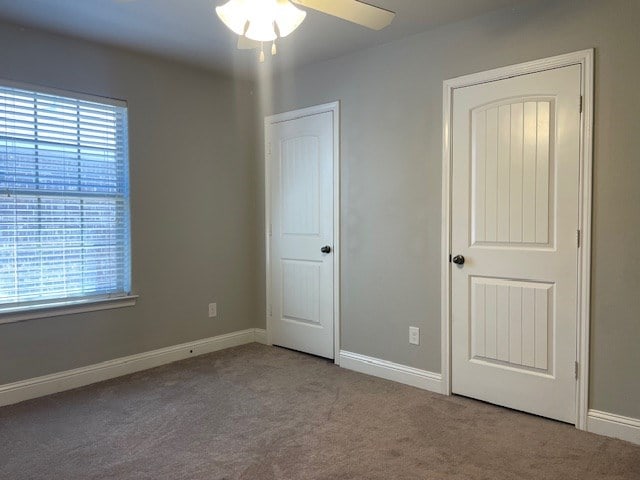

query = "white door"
(451, 65), (581, 423)
(267, 110), (335, 359)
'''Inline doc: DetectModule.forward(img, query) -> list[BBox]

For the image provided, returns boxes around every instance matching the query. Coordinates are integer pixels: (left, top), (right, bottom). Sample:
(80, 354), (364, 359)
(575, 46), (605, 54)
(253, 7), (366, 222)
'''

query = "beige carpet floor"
(1, 343), (638, 479)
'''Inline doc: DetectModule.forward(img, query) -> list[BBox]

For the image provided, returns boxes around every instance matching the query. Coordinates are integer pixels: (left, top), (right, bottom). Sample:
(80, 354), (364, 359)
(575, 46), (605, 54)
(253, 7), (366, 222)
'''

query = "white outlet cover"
(409, 326), (420, 345)
(208, 303), (217, 318)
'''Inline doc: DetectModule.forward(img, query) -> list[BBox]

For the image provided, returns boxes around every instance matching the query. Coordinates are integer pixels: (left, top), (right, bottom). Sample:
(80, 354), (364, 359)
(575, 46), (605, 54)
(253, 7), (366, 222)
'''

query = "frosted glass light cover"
(215, 0), (249, 35)
(246, 18), (277, 41)
(275, 0), (306, 37)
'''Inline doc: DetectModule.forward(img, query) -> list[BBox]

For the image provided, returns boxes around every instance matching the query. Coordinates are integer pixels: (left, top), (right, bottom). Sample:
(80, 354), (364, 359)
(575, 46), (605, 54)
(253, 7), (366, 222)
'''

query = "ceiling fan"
(117, 0), (396, 62)
(224, 0), (396, 61)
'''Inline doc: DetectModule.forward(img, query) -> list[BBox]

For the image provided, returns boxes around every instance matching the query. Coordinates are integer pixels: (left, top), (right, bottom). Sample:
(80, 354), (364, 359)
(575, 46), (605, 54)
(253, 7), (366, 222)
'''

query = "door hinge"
(576, 229), (581, 248)
(579, 95), (583, 113)
(574, 361), (579, 380)
(449, 254), (452, 263)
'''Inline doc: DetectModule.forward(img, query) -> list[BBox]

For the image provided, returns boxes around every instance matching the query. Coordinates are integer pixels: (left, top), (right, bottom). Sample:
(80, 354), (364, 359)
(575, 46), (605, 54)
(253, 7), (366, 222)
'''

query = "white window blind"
(0, 83), (131, 311)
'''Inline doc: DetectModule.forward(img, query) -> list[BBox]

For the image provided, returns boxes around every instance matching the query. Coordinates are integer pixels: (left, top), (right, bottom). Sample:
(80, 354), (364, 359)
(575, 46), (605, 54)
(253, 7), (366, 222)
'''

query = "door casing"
(441, 50), (594, 429)
(264, 101), (341, 363)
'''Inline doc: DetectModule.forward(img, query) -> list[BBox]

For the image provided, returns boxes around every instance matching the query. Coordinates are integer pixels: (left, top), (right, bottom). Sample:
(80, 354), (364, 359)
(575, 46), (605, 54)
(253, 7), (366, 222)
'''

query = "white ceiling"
(0, 0), (533, 76)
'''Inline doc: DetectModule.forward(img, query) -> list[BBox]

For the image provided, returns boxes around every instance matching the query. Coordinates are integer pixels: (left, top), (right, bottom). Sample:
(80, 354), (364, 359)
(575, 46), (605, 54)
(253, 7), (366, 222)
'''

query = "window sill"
(0, 295), (139, 325)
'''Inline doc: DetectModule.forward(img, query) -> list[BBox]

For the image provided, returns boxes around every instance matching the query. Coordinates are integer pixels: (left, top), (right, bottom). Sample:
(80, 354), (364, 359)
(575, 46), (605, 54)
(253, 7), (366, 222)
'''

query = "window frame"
(0, 79), (136, 324)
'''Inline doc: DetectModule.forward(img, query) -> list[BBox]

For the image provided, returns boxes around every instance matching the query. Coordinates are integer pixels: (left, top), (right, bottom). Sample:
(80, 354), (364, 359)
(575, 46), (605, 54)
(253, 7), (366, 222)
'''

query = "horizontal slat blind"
(0, 84), (130, 309)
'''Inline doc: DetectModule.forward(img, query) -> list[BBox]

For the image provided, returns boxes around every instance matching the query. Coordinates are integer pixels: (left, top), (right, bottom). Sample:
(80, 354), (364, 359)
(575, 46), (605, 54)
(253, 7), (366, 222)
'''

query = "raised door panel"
(281, 260), (321, 326)
(471, 277), (553, 374)
(471, 98), (554, 248)
(280, 136), (320, 237)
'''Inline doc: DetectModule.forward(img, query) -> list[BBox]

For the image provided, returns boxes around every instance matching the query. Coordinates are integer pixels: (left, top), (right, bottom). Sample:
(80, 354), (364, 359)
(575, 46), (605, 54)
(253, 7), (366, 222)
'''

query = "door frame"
(264, 101), (341, 363)
(441, 50), (594, 429)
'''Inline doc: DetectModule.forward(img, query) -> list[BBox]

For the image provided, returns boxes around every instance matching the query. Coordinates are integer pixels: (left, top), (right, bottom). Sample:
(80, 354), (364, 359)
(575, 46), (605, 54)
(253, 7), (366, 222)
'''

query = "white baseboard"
(253, 328), (268, 345)
(339, 350), (443, 394)
(587, 409), (640, 445)
(0, 328), (266, 408)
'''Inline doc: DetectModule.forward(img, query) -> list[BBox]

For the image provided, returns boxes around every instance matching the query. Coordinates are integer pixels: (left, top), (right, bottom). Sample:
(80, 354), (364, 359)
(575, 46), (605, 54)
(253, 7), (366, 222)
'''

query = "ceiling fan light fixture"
(216, 0), (305, 42)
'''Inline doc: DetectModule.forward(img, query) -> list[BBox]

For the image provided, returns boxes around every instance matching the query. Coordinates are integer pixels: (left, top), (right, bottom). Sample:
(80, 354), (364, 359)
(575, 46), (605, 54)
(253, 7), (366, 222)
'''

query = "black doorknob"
(452, 255), (465, 265)
(321, 245), (332, 254)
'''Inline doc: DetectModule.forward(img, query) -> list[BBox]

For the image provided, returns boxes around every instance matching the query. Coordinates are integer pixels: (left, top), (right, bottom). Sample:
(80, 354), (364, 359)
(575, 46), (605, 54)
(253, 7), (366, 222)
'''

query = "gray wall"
(0, 22), (259, 384)
(261, 0), (640, 419)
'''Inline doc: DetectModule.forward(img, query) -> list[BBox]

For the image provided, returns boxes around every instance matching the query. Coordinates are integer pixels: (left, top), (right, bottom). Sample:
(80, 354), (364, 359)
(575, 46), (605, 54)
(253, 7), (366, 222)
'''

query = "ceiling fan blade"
(237, 36), (261, 50)
(291, 0), (395, 30)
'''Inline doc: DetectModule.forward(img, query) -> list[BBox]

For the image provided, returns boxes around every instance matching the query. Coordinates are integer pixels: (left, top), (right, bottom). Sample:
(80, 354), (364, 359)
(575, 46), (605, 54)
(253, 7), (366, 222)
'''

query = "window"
(0, 82), (132, 316)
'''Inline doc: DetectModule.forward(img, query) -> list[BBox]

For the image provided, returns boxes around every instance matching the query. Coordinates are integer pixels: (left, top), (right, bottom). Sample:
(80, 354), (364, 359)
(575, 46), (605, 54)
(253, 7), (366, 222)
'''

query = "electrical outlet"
(409, 326), (420, 345)
(208, 303), (217, 318)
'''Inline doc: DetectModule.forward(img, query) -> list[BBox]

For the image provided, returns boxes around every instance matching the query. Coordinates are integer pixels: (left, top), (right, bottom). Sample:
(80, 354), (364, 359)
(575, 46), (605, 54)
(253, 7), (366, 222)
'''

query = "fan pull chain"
(271, 40), (277, 56)
(259, 42), (265, 63)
